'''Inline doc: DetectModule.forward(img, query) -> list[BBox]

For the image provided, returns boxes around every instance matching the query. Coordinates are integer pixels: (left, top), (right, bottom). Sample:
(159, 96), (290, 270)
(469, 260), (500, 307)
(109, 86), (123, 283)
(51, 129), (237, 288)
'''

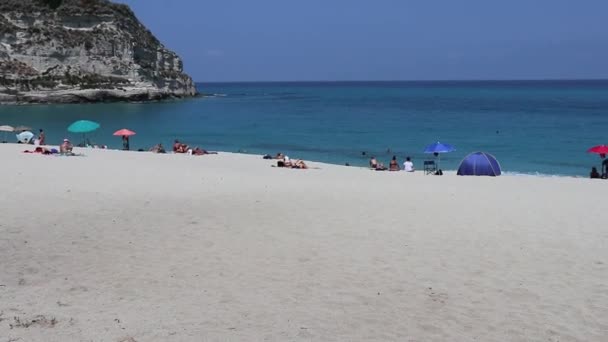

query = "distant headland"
(0, 0), (197, 104)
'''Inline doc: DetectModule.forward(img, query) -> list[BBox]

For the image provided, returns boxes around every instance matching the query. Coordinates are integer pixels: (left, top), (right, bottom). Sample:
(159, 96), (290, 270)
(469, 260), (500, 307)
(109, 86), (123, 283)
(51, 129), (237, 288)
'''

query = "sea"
(1, 80), (607, 177)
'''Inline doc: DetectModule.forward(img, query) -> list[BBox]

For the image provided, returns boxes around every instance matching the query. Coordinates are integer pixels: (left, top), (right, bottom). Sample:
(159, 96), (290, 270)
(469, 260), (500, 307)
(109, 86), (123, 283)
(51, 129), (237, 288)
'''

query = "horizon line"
(194, 78), (608, 84)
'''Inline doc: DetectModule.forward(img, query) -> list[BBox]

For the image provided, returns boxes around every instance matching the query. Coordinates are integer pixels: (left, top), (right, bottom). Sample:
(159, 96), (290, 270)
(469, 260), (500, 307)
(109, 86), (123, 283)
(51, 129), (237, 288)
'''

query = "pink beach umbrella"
(113, 128), (136, 137)
(588, 145), (608, 158)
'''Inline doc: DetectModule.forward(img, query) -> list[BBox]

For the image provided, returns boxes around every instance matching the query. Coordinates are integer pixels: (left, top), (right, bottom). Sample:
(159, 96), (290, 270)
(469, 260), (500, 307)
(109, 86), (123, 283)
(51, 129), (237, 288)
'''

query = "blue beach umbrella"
(423, 142), (456, 154)
(423, 141), (456, 169)
(68, 120), (100, 146)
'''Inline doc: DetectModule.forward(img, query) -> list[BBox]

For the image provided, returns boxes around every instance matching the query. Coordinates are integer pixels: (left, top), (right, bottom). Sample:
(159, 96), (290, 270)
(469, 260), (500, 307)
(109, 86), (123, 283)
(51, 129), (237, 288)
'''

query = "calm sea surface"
(1, 80), (607, 176)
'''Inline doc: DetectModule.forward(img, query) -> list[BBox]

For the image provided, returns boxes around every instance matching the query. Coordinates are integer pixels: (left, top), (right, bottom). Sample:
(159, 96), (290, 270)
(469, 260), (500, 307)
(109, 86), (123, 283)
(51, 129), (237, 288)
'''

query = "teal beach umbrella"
(68, 120), (100, 146)
(68, 120), (100, 133)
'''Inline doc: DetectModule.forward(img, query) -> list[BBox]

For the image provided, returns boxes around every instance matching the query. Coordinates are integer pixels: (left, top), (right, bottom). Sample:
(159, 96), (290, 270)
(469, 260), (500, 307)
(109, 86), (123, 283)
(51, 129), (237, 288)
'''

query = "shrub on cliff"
(42, 0), (63, 9)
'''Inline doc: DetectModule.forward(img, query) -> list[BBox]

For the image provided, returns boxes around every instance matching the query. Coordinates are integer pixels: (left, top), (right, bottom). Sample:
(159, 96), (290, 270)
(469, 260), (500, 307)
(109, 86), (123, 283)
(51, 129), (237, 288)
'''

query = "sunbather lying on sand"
(193, 147), (211, 155)
(150, 143), (166, 153)
(23, 146), (56, 155)
(276, 156), (308, 169)
(292, 159), (308, 169)
(173, 140), (189, 153)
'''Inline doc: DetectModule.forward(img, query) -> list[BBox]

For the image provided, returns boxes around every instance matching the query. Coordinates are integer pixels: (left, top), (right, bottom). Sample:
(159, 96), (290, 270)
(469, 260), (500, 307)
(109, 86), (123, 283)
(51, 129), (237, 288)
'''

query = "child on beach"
(403, 157), (415, 172)
(38, 129), (45, 145)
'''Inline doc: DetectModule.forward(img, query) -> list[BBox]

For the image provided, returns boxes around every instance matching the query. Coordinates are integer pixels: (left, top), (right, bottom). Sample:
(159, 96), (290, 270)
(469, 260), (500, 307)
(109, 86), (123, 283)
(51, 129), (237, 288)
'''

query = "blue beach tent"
(457, 152), (502, 176)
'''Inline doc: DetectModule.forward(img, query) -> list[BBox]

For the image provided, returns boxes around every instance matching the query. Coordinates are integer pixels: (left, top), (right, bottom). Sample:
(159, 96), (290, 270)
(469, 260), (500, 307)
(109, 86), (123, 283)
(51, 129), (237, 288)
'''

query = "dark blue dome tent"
(457, 152), (502, 176)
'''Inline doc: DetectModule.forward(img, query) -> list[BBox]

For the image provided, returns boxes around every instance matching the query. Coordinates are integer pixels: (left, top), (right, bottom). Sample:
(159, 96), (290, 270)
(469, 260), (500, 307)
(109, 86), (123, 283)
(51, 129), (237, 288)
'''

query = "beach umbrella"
(68, 120), (100, 146)
(423, 141), (456, 169)
(0, 125), (14, 142)
(587, 145), (608, 155)
(16, 131), (34, 144)
(424, 142), (456, 154)
(14, 125), (32, 132)
(112, 128), (136, 136)
(68, 120), (100, 133)
(113, 128), (135, 150)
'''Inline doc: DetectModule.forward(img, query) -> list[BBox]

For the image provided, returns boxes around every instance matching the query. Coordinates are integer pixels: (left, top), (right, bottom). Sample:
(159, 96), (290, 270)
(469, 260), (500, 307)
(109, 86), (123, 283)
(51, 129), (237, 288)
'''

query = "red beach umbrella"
(113, 128), (136, 136)
(587, 145), (608, 155)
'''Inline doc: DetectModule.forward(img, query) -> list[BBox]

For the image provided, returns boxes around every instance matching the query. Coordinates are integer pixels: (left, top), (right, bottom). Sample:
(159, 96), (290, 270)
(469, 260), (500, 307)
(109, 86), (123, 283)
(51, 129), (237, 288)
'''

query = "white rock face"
(0, 0), (197, 104)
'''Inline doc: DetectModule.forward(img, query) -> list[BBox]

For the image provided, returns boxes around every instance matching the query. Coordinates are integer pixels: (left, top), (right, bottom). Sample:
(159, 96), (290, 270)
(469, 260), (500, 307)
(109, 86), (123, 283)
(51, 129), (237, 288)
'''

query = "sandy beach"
(0, 143), (606, 342)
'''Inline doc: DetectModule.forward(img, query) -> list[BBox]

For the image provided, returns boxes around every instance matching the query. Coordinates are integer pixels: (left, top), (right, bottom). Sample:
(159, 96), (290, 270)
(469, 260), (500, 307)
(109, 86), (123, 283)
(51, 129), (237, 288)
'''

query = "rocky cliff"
(0, 0), (197, 104)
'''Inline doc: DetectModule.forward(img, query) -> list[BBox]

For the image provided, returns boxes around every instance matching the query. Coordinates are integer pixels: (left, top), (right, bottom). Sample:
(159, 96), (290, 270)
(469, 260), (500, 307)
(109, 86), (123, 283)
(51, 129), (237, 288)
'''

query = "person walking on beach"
(122, 135), (130, 151)
(38, 129), (45, 145)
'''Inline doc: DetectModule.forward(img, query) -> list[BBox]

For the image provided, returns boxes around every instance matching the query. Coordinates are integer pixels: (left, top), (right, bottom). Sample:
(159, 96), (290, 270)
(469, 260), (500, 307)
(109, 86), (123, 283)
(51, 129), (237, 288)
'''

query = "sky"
(115, 0), (608, 82)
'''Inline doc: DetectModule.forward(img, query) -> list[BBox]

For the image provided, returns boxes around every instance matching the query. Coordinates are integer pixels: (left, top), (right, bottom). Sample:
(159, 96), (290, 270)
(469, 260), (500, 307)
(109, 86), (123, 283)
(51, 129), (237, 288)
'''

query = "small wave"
(501, 171), (577, 178)
(200, 93), (228, 98)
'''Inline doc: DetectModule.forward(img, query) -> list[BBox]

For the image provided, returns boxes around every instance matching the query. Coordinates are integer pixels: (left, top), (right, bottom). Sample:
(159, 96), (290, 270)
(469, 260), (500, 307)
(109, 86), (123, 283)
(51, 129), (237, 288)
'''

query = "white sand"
(0, 143), (606, 342)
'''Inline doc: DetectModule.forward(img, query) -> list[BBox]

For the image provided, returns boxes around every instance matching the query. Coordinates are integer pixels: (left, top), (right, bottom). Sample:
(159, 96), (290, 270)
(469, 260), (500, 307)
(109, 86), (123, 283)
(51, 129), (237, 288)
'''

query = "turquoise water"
(1, 80), (607, 176)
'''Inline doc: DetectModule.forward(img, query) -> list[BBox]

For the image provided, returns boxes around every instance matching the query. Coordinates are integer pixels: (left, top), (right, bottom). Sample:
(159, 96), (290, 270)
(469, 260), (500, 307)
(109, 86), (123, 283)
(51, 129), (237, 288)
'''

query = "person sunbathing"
(60, 139), (74, 154)
(389, 155), (400, 171)
(150, 143), (166, 154)
(23, 146), (54, 155)
(369, 156), (378, 169)
(193, 147), (209, 155)
(283, 156), (292, 168)
(275, 152), (284, 159)
(173, 140), (189, 153)
(590, 167), (601, 179)
(292, 159), (308, 169)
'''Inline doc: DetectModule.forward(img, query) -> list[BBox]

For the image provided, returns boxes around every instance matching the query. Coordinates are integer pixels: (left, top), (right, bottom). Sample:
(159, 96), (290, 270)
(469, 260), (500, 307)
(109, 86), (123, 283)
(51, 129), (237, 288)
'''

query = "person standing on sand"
(602, 156), (608, 177)
(122, 135), (130, 151)
(38, 129), (45, 145)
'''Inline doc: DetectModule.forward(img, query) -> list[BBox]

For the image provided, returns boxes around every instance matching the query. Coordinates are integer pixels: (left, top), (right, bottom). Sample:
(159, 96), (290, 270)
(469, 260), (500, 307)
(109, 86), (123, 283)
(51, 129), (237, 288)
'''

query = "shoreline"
(0, 142), (593, 179)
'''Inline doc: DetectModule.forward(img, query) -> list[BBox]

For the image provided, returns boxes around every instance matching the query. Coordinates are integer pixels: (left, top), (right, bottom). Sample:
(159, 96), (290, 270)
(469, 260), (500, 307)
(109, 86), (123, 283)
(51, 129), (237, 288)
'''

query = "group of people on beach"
(15, 127), (221, 158)
(590, 157), (608, 179)
(369, 155), (415, 172)
(171, 139), (217, 156)
(265, 152), (309, 169)
(22, 137), (75, 155)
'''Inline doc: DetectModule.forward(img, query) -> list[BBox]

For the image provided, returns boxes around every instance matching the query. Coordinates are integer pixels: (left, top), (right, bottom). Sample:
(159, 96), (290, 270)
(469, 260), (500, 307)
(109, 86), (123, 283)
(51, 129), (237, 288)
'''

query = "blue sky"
(116, 0), (608, 82)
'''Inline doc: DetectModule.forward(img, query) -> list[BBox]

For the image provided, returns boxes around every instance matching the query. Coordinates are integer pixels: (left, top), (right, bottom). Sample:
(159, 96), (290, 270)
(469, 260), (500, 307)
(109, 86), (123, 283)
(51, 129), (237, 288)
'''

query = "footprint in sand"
(68, 285), (88, 293)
